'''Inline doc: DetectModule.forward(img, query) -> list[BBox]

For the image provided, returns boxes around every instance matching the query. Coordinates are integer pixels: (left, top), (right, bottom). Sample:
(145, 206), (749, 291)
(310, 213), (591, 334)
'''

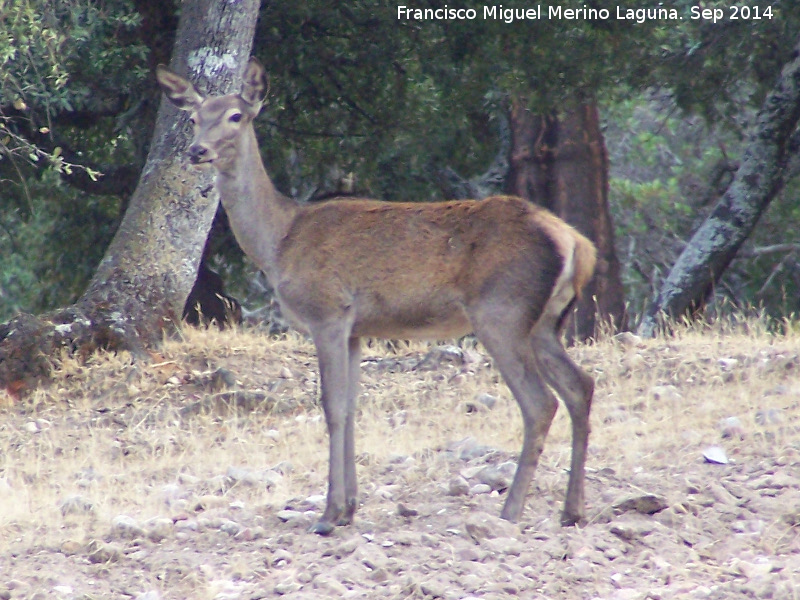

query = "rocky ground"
(0, 323), (799, 599)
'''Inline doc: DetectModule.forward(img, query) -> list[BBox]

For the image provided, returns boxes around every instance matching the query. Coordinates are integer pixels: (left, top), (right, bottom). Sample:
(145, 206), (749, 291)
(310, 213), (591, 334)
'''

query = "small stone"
(650, 385), (682, 402)
(613, 494), (668, 515)
(482, 536), (524, 556)
(476, 393), (498, 409)
(614, 332), (643, 347)
(59, 495), (95, 516)
(52, 586), (73, 595)
(469, 483), (492, 495)
(718, 358), (739, 371)
(476, 464), (513, 491)
(60, 540), (83, 555)
(702, 446), (729, 465)
(313, 575), (348, 595)
(111, 514), (145, 539)
(755, 408), (783, 425)
(397, 503), (418, 518)
(279, 366), (293, 379)
(86, 540), (122, 563)
(219, 520), (242, 536)
(719, 416), (745, 439)
(447, 476), (470, 496)
(277, 509), (305, 523)
(609, 519), (655, 541)
(465, 513), (519, 542)
(274, 579), (301, 595)
(24, 421), (39, 433)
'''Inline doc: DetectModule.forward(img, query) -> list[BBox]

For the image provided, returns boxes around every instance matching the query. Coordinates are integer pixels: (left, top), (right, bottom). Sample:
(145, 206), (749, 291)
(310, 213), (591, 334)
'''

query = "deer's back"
(275, 195), (572, 338)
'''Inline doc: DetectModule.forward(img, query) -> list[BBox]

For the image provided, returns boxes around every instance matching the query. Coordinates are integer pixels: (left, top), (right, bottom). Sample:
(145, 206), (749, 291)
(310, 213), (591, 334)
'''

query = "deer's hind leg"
(531, 320), (594, 526)
(470, 303), (559, 523)
(340, 336), (362, 526)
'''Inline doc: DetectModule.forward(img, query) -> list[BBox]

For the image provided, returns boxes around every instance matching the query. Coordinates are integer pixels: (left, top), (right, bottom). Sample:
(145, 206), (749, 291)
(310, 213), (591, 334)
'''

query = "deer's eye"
(229, 112), (243, 123)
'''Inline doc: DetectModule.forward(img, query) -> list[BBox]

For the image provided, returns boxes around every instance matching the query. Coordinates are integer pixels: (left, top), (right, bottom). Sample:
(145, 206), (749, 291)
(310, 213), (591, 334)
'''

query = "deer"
(157, 58), (596, 536)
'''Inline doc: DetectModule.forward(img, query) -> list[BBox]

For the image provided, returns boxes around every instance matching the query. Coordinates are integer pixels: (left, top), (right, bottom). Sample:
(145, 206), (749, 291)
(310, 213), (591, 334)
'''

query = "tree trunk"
(638, 39), (800, 337)
(0, 0), (261, 393)
(508, 100), (626, 340)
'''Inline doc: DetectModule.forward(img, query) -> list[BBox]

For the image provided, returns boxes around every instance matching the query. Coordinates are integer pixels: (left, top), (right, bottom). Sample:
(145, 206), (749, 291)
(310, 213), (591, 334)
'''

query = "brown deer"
(157, 59), (596, 535)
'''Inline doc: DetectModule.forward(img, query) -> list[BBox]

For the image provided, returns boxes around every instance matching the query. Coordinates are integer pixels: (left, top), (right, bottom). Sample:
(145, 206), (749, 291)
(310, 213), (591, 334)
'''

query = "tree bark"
(0, 0), (261, 393)
(638, 39), (800, 337)
(507, 100), (626, 340)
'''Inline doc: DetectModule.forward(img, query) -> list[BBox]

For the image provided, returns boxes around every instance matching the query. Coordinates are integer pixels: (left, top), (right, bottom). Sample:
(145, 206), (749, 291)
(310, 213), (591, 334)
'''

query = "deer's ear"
(240, 58), (268, 111)
(156, 65), (205, 111)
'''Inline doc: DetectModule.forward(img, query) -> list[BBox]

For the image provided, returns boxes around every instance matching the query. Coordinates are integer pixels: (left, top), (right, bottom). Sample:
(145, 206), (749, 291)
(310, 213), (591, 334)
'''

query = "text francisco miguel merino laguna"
(398, 5), (686, 24)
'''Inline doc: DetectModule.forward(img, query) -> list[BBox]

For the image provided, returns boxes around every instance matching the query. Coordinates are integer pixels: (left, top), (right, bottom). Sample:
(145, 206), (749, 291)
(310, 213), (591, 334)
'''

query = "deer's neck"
(215, 127), (298, 282)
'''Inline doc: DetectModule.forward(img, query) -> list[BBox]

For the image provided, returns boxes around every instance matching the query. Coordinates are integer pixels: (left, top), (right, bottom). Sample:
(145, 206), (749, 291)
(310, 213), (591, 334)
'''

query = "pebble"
(59, 494), (95, 516)
(650, 385), (682, 401)
(719, 416), (745, 439)
(703, 446), (729, 465)
(111, 514), (145, 539)
(469, 483), (492, 495)
(464, 513), (519, 542)
(447, 476), (470, 496)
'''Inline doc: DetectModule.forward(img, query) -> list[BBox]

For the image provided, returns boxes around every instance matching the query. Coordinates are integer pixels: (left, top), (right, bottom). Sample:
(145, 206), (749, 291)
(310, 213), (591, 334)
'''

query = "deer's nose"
(188, 144), (209, 163)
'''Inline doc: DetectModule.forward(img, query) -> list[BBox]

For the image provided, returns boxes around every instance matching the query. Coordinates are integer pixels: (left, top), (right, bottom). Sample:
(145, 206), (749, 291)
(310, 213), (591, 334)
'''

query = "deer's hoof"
(560, 510), (584, 527)
(308, 520), (336, 536)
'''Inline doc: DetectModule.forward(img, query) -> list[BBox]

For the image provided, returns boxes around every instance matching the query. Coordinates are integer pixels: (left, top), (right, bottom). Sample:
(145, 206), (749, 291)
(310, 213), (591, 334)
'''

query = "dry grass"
(1, 320), (799, 598)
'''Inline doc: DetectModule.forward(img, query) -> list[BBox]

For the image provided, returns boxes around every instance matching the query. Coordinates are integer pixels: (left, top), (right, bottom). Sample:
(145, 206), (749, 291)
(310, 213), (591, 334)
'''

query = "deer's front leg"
(309, 326), (352, 536)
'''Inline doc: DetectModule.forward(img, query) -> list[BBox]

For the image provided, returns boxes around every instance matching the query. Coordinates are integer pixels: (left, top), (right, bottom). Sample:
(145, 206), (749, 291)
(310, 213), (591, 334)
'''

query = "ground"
(1, 322), (799, 599)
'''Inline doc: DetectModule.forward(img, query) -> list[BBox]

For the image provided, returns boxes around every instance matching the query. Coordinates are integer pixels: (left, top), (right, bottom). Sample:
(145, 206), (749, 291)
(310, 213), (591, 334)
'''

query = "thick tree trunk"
(638, 40), (800, 337)
(0, 0), (261, 393)
(508, 100), (626, 340)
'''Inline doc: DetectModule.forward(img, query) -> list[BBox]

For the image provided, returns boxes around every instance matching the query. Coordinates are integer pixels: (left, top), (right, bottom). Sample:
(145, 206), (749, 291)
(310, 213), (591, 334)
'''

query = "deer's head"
(156, 59), (267, 172)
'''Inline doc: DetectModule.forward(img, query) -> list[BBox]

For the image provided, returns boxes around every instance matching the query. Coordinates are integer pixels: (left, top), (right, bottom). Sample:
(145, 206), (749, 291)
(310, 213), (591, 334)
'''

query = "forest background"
(2, 0), (800, 347)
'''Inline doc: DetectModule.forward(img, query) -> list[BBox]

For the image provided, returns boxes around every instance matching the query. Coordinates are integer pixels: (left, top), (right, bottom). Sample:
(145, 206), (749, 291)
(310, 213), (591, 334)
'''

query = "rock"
(52, 586), (73, 596)
(613, 494), (668, 515)
(219, 519), (242, 536)
(447, 476), (470, 496)
(650, 385), (682, 402)
(614, 332), (643, 347)
(464, 513), (519, 542)
(755, 408), (783, 425)
(482, 536), (524, 556)
(718, 358), (739, 371)
(476, 465), (512, 491)
(735, 558), (774, 579)
(276, 509), (310, 527)
(719, 416), (745, 439)
(475, 392), (498, 409)
(111, 514), (145, 539)
(450, 437), (493, 461)
(609, 518), (655, 541)
(397, 503), (418, 517)
(417, 345), (464, 370)
(192, 495), (227, 511)
(59, 495), (95, 516)
(24, 421), (39, 433)
(60, 540), (83, 555)
(313, 575), (348, 595)
(702, 446), (729, 465)
(274, 579), (301, 595)
(469, 484), (492, 495)
(86, 540), (122, 563)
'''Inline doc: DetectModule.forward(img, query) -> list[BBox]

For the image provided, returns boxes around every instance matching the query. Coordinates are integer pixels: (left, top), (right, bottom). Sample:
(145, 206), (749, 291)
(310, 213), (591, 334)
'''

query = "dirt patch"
(1, 324), (799, 599)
